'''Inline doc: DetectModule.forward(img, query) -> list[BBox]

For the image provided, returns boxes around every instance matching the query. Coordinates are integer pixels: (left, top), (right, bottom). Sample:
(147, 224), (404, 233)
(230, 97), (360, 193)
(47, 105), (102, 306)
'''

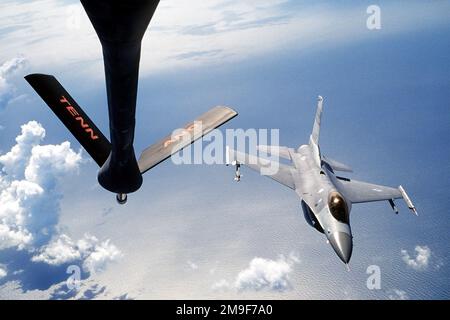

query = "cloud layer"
(1, 0), (448, 79)
(0, 121), (81, 249)
(0, 121), (121, 295)
(32, 234), (122, 274)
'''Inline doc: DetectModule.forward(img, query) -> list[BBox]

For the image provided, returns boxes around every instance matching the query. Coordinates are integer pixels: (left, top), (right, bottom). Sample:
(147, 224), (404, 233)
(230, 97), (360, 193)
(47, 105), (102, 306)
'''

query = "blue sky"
(0, 0), (449, 299)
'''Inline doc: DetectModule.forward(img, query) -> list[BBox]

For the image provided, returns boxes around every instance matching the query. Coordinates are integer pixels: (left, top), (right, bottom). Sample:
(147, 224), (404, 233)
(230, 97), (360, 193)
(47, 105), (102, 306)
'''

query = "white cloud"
(388, 289), (409, 300)
(0, 122), (127, 299)
(234, 256), (292, 291)
(187, 260), (199, 270)
(401, 245), (431, 271)
(0, 266), (7, 279)
(25, 141), (82, 188)
(32, 234), (122, 274)
(211, 279), (231, 291)
(0, 121), (82, 249)
(0, 121), (121, 295)
(81, 237), (122, 274)
(0, 56), (27, 107)
(213, 254), (298, 292)
(31, 234), (81, 266)
(0, 121), (46, 177)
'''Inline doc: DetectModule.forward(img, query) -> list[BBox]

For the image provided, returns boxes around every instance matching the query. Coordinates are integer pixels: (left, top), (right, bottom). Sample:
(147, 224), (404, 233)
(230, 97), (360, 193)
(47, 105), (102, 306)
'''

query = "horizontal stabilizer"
(322, 156), (353, 172)
(138, 106), (237, 174)
(25, 73), (111, 167)
(257, 145), (292, 160)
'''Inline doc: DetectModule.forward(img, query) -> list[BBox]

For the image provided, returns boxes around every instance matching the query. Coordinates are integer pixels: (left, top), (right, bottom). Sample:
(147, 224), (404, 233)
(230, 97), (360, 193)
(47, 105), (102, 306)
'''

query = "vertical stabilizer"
(309, 96), (324, 166)
(310, 96), (323, 147)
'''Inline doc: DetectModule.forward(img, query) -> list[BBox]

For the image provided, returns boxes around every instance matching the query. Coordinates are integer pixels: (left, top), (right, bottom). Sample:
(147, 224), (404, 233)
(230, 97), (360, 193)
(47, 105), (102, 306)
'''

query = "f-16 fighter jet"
(24, 0), (237, 204)
(227, 96), (417, 265)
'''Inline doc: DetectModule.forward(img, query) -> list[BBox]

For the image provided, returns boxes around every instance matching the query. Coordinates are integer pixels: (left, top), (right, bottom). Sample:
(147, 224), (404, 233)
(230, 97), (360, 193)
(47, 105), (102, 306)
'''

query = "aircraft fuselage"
(292, 144), (353, 264)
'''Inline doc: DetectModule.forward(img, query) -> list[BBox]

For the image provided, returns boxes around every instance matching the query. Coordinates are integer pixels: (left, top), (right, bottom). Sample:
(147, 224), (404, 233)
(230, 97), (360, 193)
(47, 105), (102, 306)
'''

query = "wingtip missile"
(399, 185), (418, 216)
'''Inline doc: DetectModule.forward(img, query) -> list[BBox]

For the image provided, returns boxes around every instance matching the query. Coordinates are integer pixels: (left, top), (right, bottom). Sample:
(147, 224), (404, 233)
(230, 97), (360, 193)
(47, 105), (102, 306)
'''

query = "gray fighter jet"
(227, 96), (417, 265)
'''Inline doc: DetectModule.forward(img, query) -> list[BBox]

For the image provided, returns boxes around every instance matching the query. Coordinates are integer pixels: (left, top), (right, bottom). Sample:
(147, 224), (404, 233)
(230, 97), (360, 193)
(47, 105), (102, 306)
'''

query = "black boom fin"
(25, 73), (111, 166)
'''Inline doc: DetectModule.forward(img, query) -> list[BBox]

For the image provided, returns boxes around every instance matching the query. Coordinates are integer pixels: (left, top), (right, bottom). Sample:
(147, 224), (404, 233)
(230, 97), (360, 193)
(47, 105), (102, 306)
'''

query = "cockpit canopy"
(328, 191), (349, 223)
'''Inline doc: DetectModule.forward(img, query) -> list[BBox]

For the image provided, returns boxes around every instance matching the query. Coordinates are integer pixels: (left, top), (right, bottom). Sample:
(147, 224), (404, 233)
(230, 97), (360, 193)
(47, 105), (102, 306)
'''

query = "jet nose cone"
(329, 232), (353, 264)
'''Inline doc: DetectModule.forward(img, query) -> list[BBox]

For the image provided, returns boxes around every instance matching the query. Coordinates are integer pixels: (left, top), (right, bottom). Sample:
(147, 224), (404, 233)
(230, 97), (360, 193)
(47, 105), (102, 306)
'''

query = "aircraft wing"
(337, 178), (417, 214)
(25, 74), (111, 167)
(227, 149), (295, 190)
(256, 145), (292, 160)
(138, 106), (237, 174)
(337, 178), (402, 203)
